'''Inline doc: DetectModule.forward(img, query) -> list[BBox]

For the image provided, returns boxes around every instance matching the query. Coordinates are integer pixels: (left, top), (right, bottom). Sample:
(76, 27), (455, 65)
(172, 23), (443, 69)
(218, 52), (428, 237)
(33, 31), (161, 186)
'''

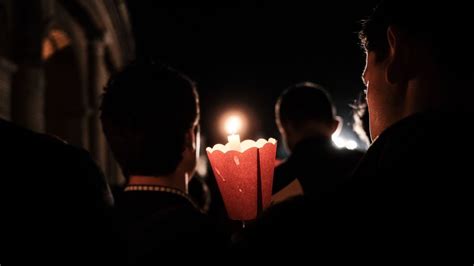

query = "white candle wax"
(227, 133), (241, 151)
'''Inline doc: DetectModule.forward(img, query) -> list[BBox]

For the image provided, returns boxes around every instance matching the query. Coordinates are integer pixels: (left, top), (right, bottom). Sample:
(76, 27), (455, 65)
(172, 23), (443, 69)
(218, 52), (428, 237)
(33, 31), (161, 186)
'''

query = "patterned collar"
(124, 185), (202, 212)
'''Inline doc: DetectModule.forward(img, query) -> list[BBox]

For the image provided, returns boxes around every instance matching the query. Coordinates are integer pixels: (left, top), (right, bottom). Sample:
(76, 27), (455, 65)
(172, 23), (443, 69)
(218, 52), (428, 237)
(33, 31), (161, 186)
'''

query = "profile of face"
(363, 27), (413, 140)
(363, 51), (387, 140)
(362, 47), (400, 140)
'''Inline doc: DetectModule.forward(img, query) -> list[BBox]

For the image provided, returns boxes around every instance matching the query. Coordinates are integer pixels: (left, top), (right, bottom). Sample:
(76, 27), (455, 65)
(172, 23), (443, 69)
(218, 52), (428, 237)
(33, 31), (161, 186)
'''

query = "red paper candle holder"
(206, 138), (277, 221)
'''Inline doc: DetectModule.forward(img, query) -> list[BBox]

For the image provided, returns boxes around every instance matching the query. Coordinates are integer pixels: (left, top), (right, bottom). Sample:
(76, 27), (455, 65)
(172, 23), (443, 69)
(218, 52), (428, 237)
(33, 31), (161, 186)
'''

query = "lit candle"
(227, 134), (240, 150)
(225, 116), (241, 151)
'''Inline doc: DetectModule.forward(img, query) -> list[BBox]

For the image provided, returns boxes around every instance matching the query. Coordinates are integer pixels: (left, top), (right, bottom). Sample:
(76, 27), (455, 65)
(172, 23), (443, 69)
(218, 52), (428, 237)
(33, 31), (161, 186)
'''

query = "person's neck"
(296, 126), (332, 142)
(128, 172), (188, 193)
(404, 76), (472, 117)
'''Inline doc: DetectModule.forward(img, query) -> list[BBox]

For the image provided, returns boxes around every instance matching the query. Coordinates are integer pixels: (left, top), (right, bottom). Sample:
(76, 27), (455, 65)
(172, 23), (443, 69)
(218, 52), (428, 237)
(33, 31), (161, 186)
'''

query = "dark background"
(125, 2), (379, 150)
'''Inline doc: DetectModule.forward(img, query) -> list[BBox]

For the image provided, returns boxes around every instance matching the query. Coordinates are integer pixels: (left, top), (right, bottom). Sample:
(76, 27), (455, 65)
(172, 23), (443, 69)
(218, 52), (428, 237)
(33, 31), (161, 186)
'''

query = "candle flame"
(225, 115), (242, 135)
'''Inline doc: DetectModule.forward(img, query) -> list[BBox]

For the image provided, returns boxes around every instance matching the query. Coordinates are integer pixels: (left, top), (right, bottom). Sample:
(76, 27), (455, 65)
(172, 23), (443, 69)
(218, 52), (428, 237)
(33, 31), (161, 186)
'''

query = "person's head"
(275, 82), (340, 151)
(100, 60), (200, 183)
(360, 0), (474, 139)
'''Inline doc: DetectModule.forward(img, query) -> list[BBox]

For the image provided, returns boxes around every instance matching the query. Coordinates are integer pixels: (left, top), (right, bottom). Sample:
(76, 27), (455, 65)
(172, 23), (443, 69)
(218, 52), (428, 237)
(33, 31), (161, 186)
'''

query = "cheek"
(366, 81), (377, 113)
(365, 62), (385, 114)
(365, 66), (383, 138)
(366, 83), (377, 126)
(366, 68), (394, 139)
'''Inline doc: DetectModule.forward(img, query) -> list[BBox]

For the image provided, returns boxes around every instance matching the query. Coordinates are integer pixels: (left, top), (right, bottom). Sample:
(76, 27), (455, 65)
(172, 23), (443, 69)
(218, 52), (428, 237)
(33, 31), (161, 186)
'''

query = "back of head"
(360, 0), (474, 83)
(100, 60), (199, 180)
(276, 82), (336, 129)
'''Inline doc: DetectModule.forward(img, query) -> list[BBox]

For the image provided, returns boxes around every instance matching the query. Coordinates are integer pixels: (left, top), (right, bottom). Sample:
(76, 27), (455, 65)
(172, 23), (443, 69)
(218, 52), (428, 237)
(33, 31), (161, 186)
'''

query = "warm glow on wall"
(42, 29), (71, 60)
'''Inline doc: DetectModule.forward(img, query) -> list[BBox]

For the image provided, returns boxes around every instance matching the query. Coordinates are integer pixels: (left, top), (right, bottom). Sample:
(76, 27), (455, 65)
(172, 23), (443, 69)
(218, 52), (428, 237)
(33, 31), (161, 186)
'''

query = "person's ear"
(386, 25), (410, 85)
(331, 116), (342, 136)
(182, 126), (199, 179)
(184, 127), (196, 150)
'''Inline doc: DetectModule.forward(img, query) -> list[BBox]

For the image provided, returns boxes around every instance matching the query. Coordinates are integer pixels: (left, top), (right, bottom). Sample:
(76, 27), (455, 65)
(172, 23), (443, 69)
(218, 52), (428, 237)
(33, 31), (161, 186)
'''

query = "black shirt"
(273, 136), (363, 200)
(116, 188), (227, 264)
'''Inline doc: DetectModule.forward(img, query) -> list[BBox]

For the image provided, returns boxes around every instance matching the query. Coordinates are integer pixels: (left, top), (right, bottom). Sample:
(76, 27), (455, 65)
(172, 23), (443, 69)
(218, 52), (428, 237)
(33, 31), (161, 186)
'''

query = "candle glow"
(225, 115), (242, 151)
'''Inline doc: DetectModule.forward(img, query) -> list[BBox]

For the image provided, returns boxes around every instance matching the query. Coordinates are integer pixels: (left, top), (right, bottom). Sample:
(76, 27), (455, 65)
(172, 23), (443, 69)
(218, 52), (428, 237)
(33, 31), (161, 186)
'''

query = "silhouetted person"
(100, 60), (224, 264)
(345, 0), (474, 253)
(233, 83), (364, 250)
(0, 118), (114, 263)
(272, 82), (363, 201)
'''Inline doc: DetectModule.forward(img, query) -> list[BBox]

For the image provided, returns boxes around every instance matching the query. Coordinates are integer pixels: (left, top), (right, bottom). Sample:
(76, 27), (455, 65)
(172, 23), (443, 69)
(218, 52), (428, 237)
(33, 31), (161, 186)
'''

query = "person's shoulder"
(336, 148), (365, 161)
(0, 118), (85, 156)
(365, 111), (474, 175)
(121, 191), (207, 221)
(380, 111), (463, 152)
(0, 119), (109, 195)
(120, 192), (223, 247)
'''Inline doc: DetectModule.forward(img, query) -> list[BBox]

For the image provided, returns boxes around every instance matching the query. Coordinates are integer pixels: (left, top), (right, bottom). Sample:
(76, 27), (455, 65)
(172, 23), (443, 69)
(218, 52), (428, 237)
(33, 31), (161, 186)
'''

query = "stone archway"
(44, 31), (88, 148)
(4, 0), (133, 185)
(46, 0), (134, 185)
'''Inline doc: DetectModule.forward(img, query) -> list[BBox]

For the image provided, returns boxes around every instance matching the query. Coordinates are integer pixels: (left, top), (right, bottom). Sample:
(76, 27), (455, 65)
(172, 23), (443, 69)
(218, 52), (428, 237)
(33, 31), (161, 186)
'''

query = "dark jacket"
(273, 136), (363, 200)
(116, 189), (226, 264)
(345, 111), (473, 253)
(234, 136), (363, 250)
(0, 119), (114, 263)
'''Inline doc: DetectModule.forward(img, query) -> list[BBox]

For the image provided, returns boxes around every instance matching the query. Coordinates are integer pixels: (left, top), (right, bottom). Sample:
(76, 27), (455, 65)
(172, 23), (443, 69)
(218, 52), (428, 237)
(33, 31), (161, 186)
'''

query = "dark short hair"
(276, 82), (335, 128)
(100, 60), (199, 179)
(359, 0), (473, 80)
